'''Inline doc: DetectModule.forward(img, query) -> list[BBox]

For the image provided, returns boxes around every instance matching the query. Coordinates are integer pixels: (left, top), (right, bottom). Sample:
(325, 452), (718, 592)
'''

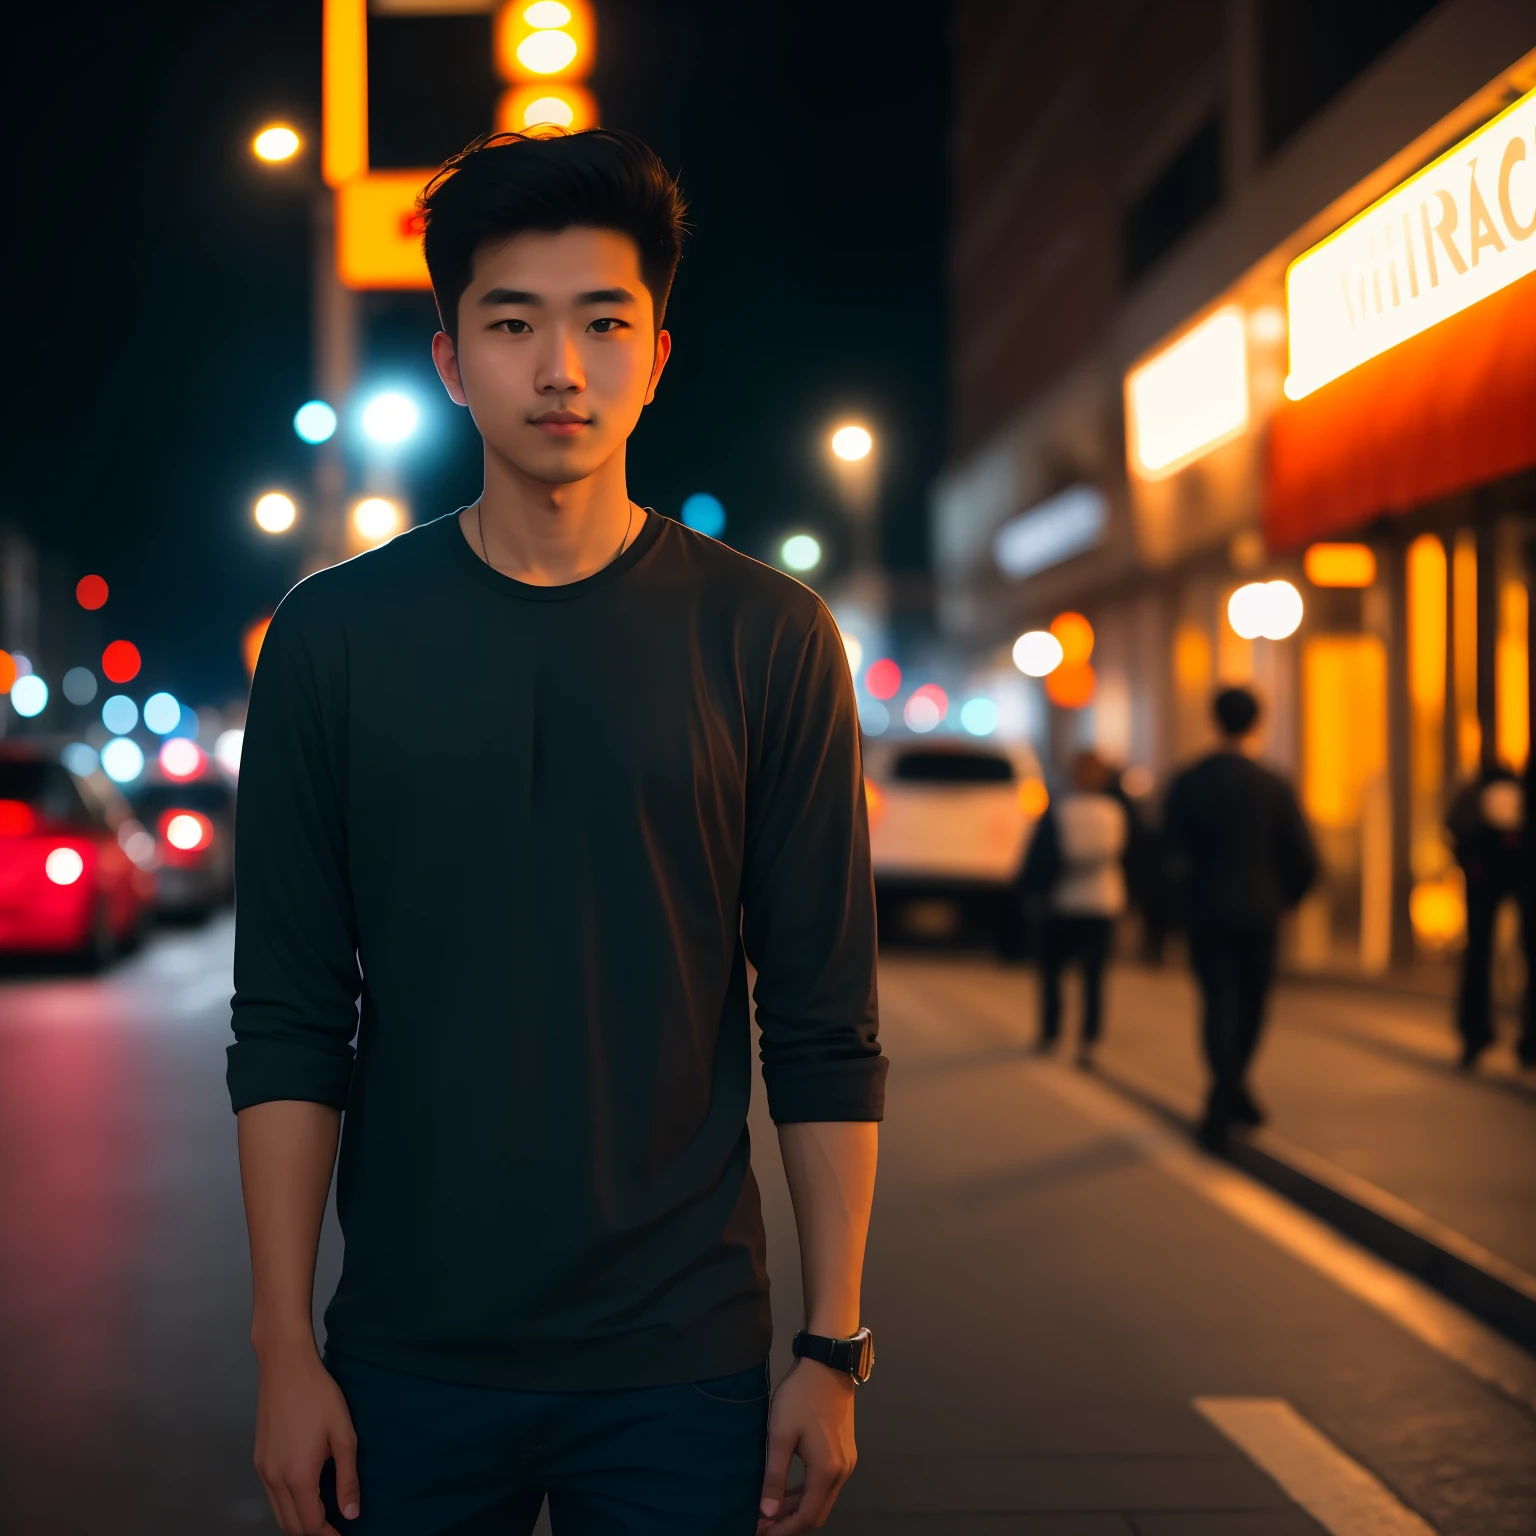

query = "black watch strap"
(792, 1327), (874, 1383)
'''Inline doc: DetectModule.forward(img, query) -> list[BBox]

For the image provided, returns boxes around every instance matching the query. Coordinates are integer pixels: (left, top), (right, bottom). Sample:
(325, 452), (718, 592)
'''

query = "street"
(1, 927), (1532, 1534)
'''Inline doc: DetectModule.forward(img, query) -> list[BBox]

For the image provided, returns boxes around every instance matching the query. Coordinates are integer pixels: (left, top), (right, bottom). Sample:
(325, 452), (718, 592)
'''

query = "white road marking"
(1195, 1397), (1437, 1536)
(1030, 1060), (1536, 1416)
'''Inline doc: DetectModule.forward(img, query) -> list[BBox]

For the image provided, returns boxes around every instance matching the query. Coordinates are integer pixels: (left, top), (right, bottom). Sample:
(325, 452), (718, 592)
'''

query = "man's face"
(431, 227), (670, 484)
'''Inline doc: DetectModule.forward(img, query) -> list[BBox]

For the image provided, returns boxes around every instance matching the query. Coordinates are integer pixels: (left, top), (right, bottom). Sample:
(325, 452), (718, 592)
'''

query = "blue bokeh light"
(10, 675), (48, 717)
(293, 400), (338, 444)
(960, 697), (1000, 736)
(101, 738), (145, 784)
(63, 667), (98, 705)
(144, 692), (181, 735)
(102, 694), (139, 735)
(858, 699), (890, 736)
(681, 493), (726, 539)
(62, 742), (100, 777)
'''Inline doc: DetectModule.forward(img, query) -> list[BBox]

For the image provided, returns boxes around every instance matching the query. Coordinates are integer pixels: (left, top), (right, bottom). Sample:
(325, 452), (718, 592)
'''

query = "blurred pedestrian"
(1446, 763), (1529, 1069)
(1020, 750), (1128, 1067)
(1110, 767), (1169, 964)
(227, 131), (882, 1536)
(1164, 688), (1317, 1149)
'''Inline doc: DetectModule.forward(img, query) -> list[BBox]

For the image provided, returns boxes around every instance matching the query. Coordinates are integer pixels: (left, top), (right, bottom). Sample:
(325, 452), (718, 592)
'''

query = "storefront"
(1111, 70), (1536, 974)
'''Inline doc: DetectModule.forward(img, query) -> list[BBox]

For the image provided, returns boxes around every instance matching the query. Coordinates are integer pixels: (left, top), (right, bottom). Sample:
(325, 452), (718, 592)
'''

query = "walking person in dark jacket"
(1446, 764), (1528, 1069)
(1163, 688), (1318, 1148)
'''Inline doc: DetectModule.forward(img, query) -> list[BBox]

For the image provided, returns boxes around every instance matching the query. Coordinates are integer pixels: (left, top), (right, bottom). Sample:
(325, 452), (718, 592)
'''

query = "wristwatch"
(792, 1326), (875, 1384)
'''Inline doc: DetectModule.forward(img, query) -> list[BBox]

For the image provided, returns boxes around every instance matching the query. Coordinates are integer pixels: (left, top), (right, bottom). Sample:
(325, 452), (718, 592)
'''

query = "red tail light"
(158, 809), (214, 860)
(0, 799), (35, 836)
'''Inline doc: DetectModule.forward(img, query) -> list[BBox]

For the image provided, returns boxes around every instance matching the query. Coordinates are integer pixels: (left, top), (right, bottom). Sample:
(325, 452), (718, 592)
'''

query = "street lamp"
(830, 424), (873, 462)
(361, 391), (420, 446)
(255, 492), (298, 534)
(780, 533), (822, 574)
(353, 497), (405, 547)
(252, 124), (302, 163)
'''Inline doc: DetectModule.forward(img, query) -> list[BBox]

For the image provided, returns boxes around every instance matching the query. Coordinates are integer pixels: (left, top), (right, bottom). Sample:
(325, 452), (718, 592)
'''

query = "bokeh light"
(1228, 580), (1304, 641)
(252, 124), (301, 162)
(524, 1), (573, 24)
(0, 801), (35, 835)
(353, 497), (405, 545)
(830, 424), (873, 462)
(102, 695), (139, 735)
(1012, 630), (1064, 677)
(1018, 779), (1050, 817)
(517, 28), (578, 72)
(293, 400), (338, 444)
(144, 692), (182, 735)
(101, 738), (145, 784)
(960, 697), (999, 736)
(63, 667), (98, 705)
(214, 728), (245, 776)
(842, 633), (864, 677)
(522, 95), (575, 127)
(255, 492), (297, 534)
(865, 659), (901, 700)
(165, 812), (212, 851)
(858, 699), (890, 735)
(904, 684), (948, 733)
(0, 650), (14, 693)
(1050, 611), (1095, 664)
(76, 574), (109, 610)
(10, 675), (48, 717)
(361, 391), (420, 445)
(681, 493), (726, 538)
(1045, 661), (1096, 709)
(45, 847), (85, 886)
(159, 738), (206, 781)
(102, 640), (141, 683)
(62, 743), (100, 777)
(780, 534), (822, 573)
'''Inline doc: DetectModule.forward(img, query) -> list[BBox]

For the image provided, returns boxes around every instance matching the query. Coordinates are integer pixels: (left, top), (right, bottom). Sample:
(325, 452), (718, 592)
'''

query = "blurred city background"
(1, 2), (1534, 1533)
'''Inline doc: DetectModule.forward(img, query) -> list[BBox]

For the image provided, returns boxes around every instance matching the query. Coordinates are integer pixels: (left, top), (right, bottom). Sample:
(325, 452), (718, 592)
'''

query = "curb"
(1094, 1059), (1536, 1356)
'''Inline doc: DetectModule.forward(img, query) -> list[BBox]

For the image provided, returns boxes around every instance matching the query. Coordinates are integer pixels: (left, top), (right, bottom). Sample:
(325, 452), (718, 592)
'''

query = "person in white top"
(1019, 751), (1129, 1065)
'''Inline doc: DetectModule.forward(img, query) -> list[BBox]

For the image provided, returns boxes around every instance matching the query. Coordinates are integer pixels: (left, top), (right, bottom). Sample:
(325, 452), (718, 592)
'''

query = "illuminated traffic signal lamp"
(494, 1), (597, 132)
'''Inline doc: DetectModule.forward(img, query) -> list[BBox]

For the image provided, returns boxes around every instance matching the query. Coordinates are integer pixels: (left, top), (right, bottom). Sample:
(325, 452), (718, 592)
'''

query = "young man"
(228, 129), (884, 1536)
(1163, 687), (1316, 1148)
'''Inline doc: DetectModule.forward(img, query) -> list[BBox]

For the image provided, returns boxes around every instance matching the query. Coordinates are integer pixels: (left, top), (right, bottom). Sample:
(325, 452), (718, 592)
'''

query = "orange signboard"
(336, 170), (435, 290)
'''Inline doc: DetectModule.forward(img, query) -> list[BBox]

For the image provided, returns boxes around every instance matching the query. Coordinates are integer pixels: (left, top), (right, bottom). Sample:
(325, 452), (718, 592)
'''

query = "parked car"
(863, 739), (1046, 951)
(130, 775), (235, 918)
(0, 744), (157, 965)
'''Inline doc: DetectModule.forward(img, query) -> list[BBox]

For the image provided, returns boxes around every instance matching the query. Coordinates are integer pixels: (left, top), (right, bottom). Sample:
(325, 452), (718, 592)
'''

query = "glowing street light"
(293, 400), (338, 444)
(1228, 580), (1304, 641)
(830, 424), (873, 462)
(1012, 630), (1064, 677)
(353, 497), (405, 546)
(252, 124), (302, 163)
(361, 391), (420, 446)
(255, 492), (298, 534)
(780, 533), (822, 573)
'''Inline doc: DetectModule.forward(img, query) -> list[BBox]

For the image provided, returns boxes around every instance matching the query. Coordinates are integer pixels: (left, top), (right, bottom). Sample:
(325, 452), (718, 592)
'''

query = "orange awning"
(1265, 269), (1536, 551)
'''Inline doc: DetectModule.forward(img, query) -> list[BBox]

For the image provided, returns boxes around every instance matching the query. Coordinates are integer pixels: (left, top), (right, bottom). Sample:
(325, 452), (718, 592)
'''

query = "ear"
(642, 329), (672, 407)
(432, 331), (469, 407)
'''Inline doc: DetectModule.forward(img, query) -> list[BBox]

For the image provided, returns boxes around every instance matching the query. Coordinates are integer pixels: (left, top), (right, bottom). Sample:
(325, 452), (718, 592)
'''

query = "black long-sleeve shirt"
(227, 509), (885, 1390)
(1162, 749), (1318, 932)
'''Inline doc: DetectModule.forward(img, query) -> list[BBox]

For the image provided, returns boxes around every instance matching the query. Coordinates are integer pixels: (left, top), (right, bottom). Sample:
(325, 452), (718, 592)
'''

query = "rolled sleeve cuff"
(226, 1037), (354, 1114)
(763, 1054), (887, 1123)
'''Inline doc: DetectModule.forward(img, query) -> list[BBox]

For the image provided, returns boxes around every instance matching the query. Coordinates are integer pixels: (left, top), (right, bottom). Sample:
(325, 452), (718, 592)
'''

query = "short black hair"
(1213, 686), (1260, 737)
(419, 128), (687, 341)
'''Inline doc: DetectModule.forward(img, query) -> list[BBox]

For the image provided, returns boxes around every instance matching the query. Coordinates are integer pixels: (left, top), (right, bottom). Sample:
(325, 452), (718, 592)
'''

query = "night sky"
(7, 1), (948, 709)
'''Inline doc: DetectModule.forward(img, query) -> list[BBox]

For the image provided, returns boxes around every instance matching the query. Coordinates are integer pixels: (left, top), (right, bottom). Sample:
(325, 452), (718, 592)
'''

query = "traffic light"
(494, 1), (598, 133)
(323, 1), (601, 289)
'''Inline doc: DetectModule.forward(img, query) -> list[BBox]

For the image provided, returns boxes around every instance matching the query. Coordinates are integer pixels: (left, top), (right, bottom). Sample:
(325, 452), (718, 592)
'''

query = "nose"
(537, 323), (586, 400)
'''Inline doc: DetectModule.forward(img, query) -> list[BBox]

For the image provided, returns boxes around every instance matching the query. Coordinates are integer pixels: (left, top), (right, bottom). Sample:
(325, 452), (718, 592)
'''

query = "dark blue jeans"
(319, 1350), (769, 1536)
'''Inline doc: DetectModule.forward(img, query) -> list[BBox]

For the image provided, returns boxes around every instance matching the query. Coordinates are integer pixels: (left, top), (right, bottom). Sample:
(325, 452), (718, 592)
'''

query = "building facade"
(936, 0), (1536, 972)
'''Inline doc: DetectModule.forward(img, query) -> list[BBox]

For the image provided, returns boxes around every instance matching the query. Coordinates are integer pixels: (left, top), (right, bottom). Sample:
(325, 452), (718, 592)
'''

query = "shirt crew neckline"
(437, 504), (665, 603)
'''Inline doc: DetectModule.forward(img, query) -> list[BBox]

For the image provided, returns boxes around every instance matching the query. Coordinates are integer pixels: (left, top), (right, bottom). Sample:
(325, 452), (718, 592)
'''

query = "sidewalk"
(1090, 964), (1536, 1347)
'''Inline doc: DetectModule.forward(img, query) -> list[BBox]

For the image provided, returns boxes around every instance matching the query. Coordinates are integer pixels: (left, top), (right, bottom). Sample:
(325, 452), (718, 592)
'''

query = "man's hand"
(757, 1359), (857, 1534)
(253, 1340), (359, 1536)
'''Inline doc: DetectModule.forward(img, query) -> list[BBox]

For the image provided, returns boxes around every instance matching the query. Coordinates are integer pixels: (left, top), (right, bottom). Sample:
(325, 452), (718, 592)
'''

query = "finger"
(769, 1462), (839, 1535)
(757, 1490), (803, 1534)
(255, 1476), (290, 1535)
(267, 1478), (306, 1536)
(289, 1471), (340, 1536)
(331, 1429), (361, 1523)
(758, 1431), (797, 1524)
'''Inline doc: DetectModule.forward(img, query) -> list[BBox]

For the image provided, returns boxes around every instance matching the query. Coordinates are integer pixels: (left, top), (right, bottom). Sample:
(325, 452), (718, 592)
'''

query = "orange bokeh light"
(0, 651), (15, 694)
(1045, 661), (1096, 709)
(243, 617), (272, 678)
(1018, 779), (1050, 817)
(76, 574), (109, 610)
(864, 780), (885, 826)
(495, 0), (595, 83)
(102, 640), (141, 684)
(1049, 611), (1095, 665)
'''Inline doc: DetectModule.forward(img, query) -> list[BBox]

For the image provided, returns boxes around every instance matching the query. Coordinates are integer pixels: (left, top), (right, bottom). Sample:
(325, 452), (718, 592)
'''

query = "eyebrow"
(478, 286), (638, 307)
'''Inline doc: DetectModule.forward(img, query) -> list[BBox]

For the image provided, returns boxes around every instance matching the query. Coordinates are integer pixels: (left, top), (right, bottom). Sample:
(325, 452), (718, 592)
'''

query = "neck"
(465, 441), (636, 587)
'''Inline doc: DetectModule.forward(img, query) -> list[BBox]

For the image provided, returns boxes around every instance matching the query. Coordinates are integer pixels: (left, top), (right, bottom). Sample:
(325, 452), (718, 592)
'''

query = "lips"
(530, 410), (590, 436)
